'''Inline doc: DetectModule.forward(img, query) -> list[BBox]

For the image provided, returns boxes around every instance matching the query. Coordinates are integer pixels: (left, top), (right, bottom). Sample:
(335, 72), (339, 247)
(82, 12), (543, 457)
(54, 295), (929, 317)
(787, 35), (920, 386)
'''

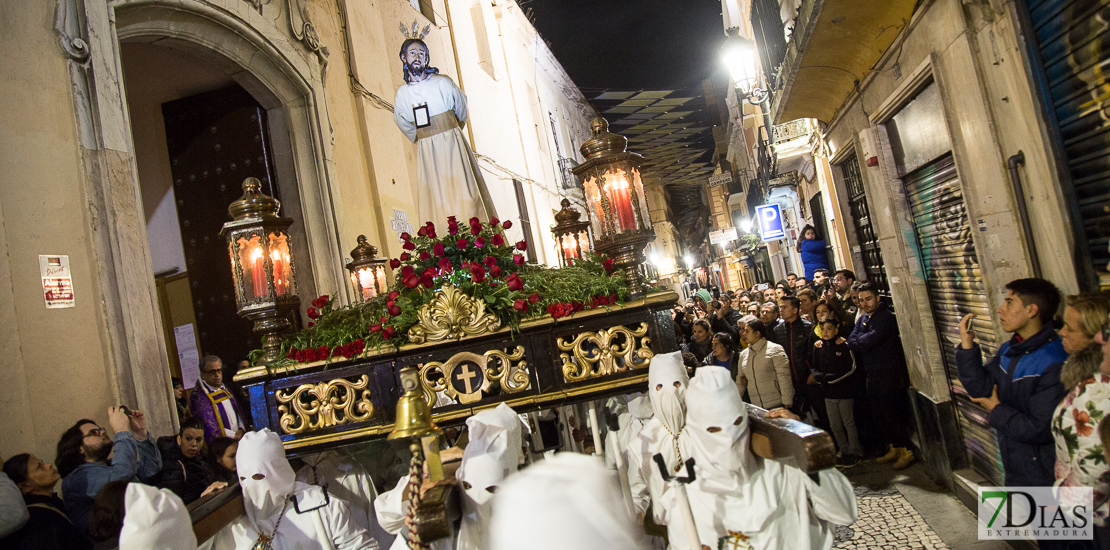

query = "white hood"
(456, 403), (524, 550)
(647, 350), (688, 435)
(236, 429), (296, 533)
(686, 366), (758, 486)
(119, 483), (197, 550)
(490, 453), (646, 550)
(626, 394), (652, 421)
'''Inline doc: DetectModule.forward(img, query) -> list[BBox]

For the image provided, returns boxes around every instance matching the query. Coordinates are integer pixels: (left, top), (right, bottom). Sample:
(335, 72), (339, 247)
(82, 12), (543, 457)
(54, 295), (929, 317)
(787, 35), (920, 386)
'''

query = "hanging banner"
(709, 227), (739, 245)
(755, 203), (786, 241)
(39, 255), (74, 308)
(708, 172), (732, 188)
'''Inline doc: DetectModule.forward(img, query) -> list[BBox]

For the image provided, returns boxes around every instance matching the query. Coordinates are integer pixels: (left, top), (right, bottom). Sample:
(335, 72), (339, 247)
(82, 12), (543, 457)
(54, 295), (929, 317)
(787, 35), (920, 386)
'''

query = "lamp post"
(347, 235), (389, 302)
(720, 33), (769, 105)
(570, 117), (655, 295)
(220, 177), (300, 364)
(550, 198), (592, 267)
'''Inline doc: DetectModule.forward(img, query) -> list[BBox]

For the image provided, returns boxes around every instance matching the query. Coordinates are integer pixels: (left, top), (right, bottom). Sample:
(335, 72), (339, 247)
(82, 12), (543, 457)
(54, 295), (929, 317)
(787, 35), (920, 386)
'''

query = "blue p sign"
(756, 204), (785, 241)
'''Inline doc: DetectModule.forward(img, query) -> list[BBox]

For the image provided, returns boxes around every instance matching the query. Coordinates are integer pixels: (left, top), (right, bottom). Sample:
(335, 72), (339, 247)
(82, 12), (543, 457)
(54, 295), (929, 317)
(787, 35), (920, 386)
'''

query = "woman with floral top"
(1051, 293), (1110, 543)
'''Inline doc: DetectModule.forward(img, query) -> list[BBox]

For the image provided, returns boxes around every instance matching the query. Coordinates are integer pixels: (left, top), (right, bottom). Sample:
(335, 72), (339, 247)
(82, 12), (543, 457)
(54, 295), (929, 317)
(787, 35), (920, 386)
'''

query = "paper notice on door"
(174, 324), (201, 388)
(39, 255), (74, 309)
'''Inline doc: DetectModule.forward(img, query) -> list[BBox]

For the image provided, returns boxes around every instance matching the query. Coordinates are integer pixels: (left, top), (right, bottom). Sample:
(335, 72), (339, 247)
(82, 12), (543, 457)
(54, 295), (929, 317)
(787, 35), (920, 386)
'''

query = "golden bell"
(388, 366), (442, 442)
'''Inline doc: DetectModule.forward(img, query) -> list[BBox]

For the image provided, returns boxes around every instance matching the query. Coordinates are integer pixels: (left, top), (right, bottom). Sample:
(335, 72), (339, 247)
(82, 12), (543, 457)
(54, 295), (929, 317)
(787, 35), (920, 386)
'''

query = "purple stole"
(188, 380), (243, 440)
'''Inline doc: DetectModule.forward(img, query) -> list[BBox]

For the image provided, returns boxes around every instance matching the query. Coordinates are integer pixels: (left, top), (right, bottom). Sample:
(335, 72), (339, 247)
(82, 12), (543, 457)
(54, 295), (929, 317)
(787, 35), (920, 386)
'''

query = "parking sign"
(756, 204), (785, 241)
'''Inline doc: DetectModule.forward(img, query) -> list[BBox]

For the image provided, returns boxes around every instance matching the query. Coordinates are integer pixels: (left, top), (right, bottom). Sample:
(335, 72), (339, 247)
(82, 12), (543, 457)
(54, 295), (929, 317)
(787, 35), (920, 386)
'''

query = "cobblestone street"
(834, 461), (1015, 550)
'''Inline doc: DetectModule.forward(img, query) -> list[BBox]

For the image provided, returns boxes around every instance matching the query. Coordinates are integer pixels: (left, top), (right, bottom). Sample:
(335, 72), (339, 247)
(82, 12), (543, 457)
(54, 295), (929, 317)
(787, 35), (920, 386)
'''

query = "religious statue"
(394, 22), (495, 225)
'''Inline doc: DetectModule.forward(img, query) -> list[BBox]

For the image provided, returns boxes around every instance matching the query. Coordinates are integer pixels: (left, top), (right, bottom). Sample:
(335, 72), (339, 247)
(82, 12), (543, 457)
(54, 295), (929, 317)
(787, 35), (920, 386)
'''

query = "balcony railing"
(558, 157), (579, 191)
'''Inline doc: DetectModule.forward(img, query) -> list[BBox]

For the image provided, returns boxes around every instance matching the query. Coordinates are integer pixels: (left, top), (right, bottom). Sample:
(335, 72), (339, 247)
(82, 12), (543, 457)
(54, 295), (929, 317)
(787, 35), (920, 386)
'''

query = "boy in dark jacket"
(956, 278), (1068, 487)
(147, 418), (222, 504)
(812, 316), (861, 468)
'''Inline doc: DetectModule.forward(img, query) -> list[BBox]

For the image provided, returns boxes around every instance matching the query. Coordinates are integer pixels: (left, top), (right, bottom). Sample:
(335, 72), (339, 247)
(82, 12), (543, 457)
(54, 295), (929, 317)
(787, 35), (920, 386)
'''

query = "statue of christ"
(394, 38), (496, 224)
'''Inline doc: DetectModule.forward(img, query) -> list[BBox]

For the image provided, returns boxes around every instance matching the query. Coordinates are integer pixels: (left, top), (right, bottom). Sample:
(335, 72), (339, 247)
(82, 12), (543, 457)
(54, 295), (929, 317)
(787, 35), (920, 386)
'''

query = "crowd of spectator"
(0, 355), (247, 549)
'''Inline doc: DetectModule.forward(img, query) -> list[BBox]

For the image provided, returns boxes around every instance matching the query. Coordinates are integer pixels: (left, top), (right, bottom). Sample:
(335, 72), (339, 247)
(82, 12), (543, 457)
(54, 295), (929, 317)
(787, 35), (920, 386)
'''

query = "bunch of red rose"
(305, 294), (333, 327)
(389, 216), (529, 291)
(285, 345), (331, 363)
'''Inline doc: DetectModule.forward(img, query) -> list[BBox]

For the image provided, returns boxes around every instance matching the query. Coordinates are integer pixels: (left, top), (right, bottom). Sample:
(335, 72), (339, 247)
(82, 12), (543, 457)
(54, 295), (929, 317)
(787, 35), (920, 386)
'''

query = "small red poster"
(39, 255), (74, 309)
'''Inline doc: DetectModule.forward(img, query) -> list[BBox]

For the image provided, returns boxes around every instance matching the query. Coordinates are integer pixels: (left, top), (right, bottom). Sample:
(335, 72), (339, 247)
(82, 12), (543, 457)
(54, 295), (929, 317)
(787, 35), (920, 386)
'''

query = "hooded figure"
(489, 453), (647, 550)
(455, 403), (523, 550)
(119, 483), (196, 550)
(209, 429), (378, 550)
(684, 367), (776, 546)
(297, 450), (395, 548)
(626, 351), (696, 545)
(375, 403), (523, 550)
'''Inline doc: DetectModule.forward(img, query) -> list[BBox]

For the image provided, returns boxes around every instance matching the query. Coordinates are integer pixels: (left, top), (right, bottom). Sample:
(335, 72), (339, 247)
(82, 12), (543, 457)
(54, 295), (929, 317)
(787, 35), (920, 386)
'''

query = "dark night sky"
(525, 0), (727, 92)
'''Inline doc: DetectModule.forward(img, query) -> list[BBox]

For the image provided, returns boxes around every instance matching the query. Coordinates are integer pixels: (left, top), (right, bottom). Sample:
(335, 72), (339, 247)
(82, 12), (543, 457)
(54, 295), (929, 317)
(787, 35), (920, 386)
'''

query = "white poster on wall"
(39, 255), (74, 309)
(174, 324), (201, 388)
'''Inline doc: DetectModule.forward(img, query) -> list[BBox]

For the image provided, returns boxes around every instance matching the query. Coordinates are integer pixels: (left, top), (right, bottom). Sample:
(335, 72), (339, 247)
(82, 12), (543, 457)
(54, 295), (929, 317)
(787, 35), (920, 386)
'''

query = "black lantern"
(347, 235), (389, 302)
(550, 198), (592, 267)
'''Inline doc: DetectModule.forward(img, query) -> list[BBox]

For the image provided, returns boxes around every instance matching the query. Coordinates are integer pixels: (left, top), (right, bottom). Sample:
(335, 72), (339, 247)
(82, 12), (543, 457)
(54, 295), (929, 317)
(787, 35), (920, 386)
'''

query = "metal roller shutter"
(903, 153), (1006, 486)
(1024, 0), (1110, 288)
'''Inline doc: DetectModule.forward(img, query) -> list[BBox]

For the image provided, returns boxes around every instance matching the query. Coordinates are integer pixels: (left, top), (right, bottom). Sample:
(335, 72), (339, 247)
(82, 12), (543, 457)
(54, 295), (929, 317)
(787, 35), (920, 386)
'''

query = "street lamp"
(720, 33), (768, 104)
(550, 198), (592, 267)
(220, 178), (301, 364)
(571, 117), (656, 296)
(347, 235), (389, 302)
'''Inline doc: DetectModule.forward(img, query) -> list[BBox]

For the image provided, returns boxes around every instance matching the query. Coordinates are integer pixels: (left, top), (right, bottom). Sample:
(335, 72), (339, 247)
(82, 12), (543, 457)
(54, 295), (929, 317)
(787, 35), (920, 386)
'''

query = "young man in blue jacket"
(956, 278), (1067, 487)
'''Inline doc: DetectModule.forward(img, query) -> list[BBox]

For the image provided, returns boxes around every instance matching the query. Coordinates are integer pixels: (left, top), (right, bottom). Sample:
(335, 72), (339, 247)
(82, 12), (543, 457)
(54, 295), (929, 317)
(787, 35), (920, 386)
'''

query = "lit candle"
(270, 249), (286, 295)
(250, 246), (266, 297)
(604, 169), (635, 231)
(375, 267), (388, 298)
(358, 267), (374, 300)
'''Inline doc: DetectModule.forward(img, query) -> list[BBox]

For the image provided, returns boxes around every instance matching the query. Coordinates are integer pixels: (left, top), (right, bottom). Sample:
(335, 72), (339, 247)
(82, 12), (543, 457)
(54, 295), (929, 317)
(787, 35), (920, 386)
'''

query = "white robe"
(208, 482), (379, 550)
(374, 475), (454, 550)
(297, 450), (395, 549)
(393, 74), (493, 225)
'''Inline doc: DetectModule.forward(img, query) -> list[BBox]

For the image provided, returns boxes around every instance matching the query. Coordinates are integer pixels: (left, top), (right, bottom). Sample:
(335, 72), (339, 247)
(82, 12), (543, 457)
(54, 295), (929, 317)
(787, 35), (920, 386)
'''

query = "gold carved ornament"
(418, 347), (530, 405)
(558, 323), (653, 382)
(275, 375), (374, 435)
(407, 284), (502, 344)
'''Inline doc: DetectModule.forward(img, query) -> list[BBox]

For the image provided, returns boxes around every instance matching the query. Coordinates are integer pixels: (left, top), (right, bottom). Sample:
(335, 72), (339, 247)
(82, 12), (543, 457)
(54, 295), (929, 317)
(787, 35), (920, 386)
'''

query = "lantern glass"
(351, 265), (387, 301)
(268, 231), (294, 297)
(236, 233), (266, 299)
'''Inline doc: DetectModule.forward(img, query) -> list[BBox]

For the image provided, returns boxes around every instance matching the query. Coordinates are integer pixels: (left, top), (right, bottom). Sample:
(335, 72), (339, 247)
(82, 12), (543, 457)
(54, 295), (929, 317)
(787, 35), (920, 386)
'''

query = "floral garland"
(274, 216), (629, 366)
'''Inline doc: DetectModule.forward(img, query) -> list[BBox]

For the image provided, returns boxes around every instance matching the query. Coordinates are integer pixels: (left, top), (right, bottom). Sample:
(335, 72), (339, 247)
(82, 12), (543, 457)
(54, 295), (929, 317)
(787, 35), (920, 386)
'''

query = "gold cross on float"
(418, 347), (530, 405)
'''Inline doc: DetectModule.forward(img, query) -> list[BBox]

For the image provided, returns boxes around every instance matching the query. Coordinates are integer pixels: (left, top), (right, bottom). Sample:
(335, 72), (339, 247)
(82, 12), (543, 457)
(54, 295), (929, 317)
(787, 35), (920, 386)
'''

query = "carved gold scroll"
(558, 322), (653, 382)
(418, 347), (530, 405)
(407, 285), (502, 344)
(275, 375), (374, 434)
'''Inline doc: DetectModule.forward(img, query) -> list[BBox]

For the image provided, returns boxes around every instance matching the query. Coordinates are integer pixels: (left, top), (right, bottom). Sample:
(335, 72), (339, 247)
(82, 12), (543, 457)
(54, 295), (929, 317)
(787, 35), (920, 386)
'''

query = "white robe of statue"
(626, 351), (696, 546)
(684, 367), (858, 550)
(393, 74), (493, 225)
(297, 450), (395, 549)
(206, 430), (379, 550)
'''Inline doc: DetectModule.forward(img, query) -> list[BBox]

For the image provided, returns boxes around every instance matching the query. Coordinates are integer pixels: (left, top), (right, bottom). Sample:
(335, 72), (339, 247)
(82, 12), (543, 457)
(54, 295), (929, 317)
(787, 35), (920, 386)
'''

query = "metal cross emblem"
(454, 363), (480, 394)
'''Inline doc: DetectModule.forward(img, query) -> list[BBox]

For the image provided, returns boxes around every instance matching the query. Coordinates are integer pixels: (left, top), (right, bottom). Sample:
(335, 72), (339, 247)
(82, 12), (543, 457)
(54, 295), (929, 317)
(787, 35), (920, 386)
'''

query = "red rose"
(400, 252), (411, 261)
(516, 240), (528, 251)
(307, 322), (315, 328)
(474, 237), (486, 248)
(448, 222), (459, 235)
(380, 316), (389, 323)
(448, 215), (458, 224)
(311, 295), (329, 308)
(503, 220), (513, 229)
(602, 258), (615, 273)
(417, 227), (427, 237)
(489, 266), (502, 278)
(490, 217), (500, 226)
(370, 323), (382, 333)
(422, 266), (437, 277)
(571, 301), (584, 312)
(388, 304), (402, 316)
(438, 258), (453, 272)
(507, 273), (524, 291)
(403, 241), (415, 251)
(419, 251), (431, 261)
(420, 273), (435, 288)
(383, 326), (396, 339)
(307, 306), (320, 320)
(469, 216), (482, 228)
(470, 265), (486, 283)
(388, 291), (400, 301)
(471, 226), (481, 236)
(491, 234), (504, 246)
(513, 254), (525, 266)
(433, 243), (446, 257)
(286, 348), (298, 359)
(609, 293), (618, 304)
(400, 232), (411, 241)
(514, 299), (527, 311)
(528, 293), (540, 303)
(426, 227), (437, 239)
(490, 282), (498, 288)
(457, 238), (469, 249)
(403, 274), (420, 288)
(484, 256), (497, 268)
(425, 221), (436, 234)
(389, 258), (401, 269)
